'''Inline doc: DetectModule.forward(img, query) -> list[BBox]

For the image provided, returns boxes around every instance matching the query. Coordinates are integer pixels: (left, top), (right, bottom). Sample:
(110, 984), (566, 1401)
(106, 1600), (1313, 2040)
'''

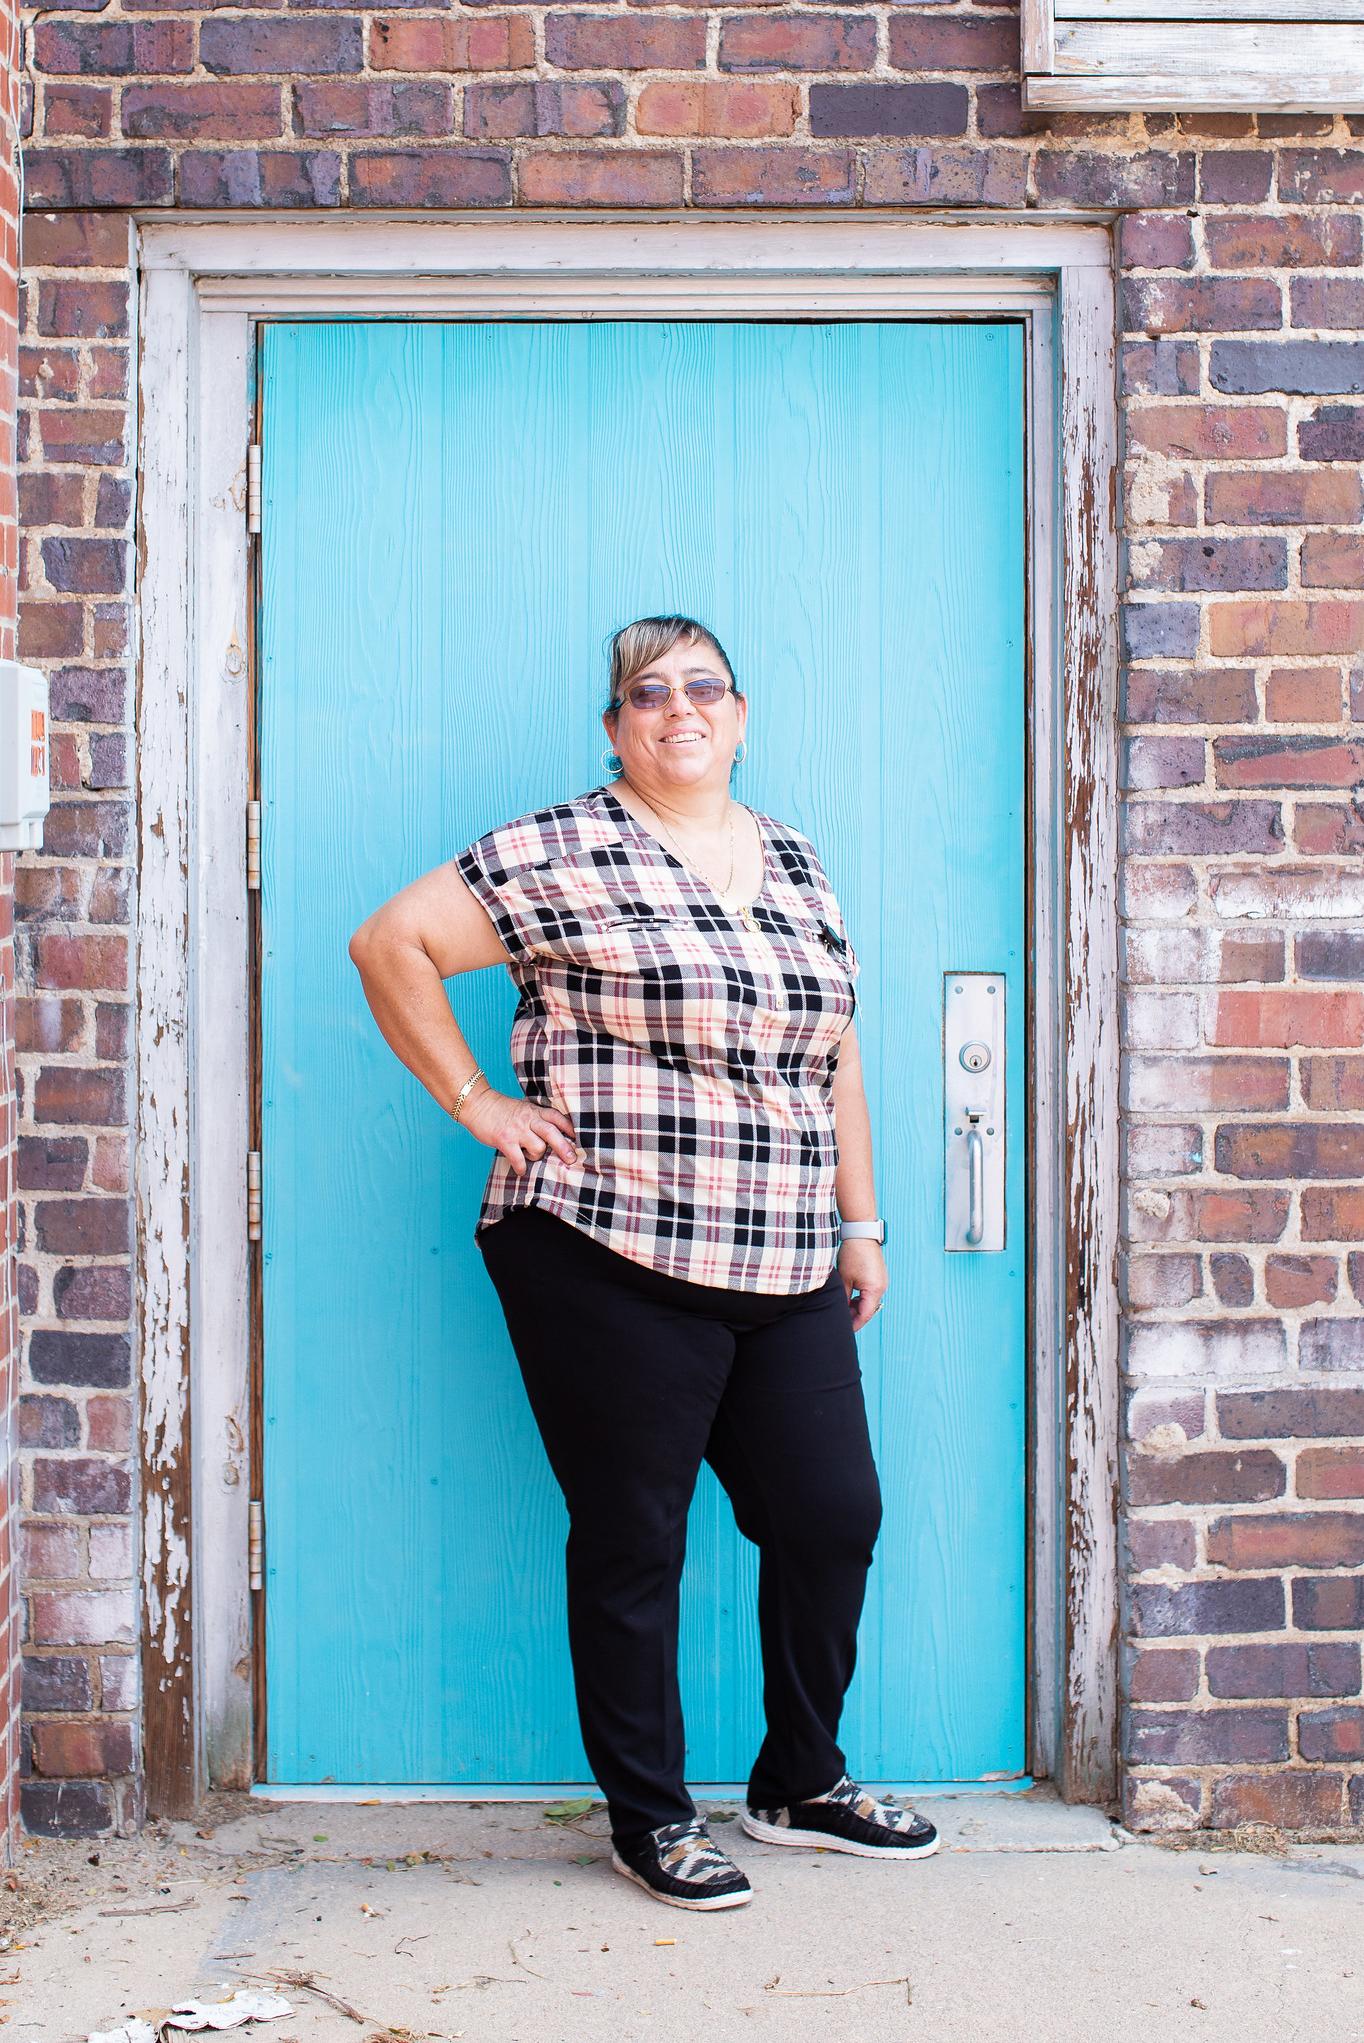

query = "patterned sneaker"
(741, 1773), (940, 1859)
(611, 1817), (754, 1910)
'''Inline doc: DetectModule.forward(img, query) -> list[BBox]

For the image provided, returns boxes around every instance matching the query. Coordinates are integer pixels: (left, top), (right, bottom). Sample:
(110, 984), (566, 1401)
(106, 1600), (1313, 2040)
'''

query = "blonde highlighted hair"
(605, 615), (741, 714)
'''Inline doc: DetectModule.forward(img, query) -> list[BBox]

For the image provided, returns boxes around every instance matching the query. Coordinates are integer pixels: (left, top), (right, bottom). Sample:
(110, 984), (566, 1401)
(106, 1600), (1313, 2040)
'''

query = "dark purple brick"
(1212, 341), (1364, 396)
(22, 1656), (94, 1712)
(1206, 1641), (1361, 1698)
(18, 1395), (81, 1449)
(29, 1332), (131, 1390)
(31, 1456), (132, 1515)
(1128, 1706), (1289, 1764)
(808, 82), (968, 138)
(179, 151), (342, 206)
(1122, 602), (1201, 660)
(1130, 1576), (1285, 1637)
(21, 1781), (114, 1837)
(200, 16), (363, 73)
(1299, 405), (1364, 462)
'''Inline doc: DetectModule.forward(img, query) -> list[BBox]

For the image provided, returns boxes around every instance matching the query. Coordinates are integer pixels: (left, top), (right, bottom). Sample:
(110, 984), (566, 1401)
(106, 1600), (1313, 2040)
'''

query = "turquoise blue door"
(258, 319), (1027, 1789)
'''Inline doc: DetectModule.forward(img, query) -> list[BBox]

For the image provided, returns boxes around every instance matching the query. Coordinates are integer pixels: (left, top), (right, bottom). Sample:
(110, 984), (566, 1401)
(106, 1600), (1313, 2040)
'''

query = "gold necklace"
(626, 792), (757, 926)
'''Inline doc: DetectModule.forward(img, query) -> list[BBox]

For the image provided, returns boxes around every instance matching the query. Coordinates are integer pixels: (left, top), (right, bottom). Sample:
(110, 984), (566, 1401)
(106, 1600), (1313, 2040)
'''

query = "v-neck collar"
(595, 784), (772, 915)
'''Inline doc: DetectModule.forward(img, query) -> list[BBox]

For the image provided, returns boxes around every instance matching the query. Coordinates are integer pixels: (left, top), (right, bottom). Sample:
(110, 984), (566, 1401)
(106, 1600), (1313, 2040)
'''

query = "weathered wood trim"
(1025, 300), (1065, 1788)
(1022, 0), (1058, 73)
(1024, 63), (1364, 106)
(137, 212), (1117, 1810)
(193, 310), (256, 1790)
(1058, 0), (1364, 20)
(136, 260), (200, 1818)
(1057, 260), (1121, 1806)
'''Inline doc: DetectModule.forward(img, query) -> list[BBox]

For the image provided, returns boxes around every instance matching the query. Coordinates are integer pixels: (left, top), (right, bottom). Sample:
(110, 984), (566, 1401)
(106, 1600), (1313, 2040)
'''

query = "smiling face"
(603, 635), (747, 799)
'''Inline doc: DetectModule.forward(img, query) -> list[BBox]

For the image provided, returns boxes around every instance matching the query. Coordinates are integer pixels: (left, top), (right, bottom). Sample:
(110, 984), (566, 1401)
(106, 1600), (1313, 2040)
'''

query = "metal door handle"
(944, 974), (1006, 1253)
(966, 1123), (984, 1247)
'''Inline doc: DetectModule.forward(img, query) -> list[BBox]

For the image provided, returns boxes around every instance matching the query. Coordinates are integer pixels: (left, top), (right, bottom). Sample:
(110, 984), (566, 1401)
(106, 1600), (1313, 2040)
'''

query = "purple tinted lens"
(685, 681), (728, 704)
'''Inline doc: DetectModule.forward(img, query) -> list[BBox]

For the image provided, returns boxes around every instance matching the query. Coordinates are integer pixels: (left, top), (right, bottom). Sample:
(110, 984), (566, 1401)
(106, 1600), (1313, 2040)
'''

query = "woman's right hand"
(459, 1085), (581, 1177)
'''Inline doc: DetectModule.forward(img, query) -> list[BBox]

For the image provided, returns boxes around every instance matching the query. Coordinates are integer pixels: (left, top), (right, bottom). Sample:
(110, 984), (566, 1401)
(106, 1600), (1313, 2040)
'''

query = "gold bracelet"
(451, 1066), (486, 1124)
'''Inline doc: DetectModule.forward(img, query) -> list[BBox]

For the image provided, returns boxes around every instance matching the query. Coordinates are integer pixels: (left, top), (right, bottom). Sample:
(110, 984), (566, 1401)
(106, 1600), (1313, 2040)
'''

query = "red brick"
(1206, 1511), (1364, 1569)
(692, 146), (855, 204)
(199, 17), (362, 74)
(459, 79), (613, 139)
(1209, 1770), (1347, 1829)
(123, 81), (284, 141)
(1205, 469), (1363, 526)
(1298, 1708), (1364, 1761)
(179, 150), (342, 207)
(1291, 276), (1364, 328)
(1123, 277), (1282, 335)
(1220, 1386), (1364, 1439)
(20, 211), (129, 267)
(1297, 1447), (1364, 1499)
(1266, 1255), (1338, 1309)
(1198, 149), (1273, 204)
(1123, 667), (1257, 725)
(1124, 1055), (1289, 1113)
(1264, 666), (1342, 722)
(518, 149), (683, 205)
(30, 1720), (134, 1779)
(886, 12), (1018, 69)
(547, 13), (706, 68)
(368, 16), (535, 72)
(43, 85), (111, 140)
(1128, 1447), (1285, 1507)
(1128, 1647), (1199, 1703)
(1301, 532), (1364, 589)
(1210, 601), (1364, 657)
(1210, 1250), (1254, 1306)
(1119, 213), (1195, 270)
(1303, 1057), (1364, 1110)
(1211, 992), (1364, 1050)
(717, 14), (876, 74)
(18, 603), (82, 660)
(1123, 1251), (1202, 1308)
(1302, 1186), (1364, 1240)
(22, 147), (172, 208)
(636, 80), (796, 138)
(349, 149), (511, 207)
(36, 407), (125, 466)
(1206, 1640), (1360, 1698)
(1205, 212), (1363, 269)
(1279, 148), (1364, 201)
(1300, 1318), (1364, 1370)
(1294, 802), (1364, 856)
(1127, 406), (1286, 460)
(1294, 1574), (1364, 1628)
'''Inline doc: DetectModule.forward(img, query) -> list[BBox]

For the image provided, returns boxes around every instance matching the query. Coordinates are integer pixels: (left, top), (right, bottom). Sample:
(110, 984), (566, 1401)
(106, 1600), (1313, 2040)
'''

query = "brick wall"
(0, 0), (19, 1871)
(14, 0), (1364, 1835)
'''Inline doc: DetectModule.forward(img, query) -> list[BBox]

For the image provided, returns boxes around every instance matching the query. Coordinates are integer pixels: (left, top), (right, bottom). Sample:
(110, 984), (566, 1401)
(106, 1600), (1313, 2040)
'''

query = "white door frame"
(133, 210), (1120, 1814)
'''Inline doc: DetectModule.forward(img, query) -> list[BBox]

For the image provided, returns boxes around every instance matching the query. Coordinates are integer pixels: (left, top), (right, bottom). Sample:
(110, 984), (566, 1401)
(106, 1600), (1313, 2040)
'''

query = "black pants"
(477, 1203), (883, 1851)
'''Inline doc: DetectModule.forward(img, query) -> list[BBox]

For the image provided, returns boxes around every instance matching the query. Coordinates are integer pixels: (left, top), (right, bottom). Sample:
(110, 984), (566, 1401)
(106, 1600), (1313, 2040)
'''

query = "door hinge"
(248, 1498), (264, 1592)
(247, 1148), (262, 1242)
(247, 442), (262, 535)
(246, 798), (261, 892)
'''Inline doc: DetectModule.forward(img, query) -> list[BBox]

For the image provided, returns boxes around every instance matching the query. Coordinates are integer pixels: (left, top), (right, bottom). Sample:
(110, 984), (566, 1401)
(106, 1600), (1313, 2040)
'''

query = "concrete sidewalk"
(4, 1788), (1362, 2043)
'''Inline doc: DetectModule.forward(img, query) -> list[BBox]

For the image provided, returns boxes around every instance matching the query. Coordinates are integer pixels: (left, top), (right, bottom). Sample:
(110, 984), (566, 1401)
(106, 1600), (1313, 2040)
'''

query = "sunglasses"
(615, 679), (734, 712)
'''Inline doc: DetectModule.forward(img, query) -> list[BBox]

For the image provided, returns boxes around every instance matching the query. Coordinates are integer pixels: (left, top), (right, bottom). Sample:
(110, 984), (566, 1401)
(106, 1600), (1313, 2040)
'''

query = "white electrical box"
(0, 660), (50, 851)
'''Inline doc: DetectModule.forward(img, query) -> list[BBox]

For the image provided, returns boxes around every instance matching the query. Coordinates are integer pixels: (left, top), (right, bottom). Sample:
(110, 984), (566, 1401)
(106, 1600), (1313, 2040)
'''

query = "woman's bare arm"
(348, 861), (579, 1174)
(830, 1019), (888, 1329)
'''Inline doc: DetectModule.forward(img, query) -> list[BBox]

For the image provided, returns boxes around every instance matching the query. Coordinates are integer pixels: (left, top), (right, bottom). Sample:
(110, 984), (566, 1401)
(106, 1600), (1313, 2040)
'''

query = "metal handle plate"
(944, 974), (1006, 1254)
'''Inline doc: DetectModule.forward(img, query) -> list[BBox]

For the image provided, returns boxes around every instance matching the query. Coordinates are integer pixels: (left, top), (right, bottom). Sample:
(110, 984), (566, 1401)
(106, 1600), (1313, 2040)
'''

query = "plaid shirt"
(454, 784), (861, 1295)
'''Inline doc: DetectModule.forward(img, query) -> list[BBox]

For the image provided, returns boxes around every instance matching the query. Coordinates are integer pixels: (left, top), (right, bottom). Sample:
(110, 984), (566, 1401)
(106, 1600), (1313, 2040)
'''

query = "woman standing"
(348, 615), (938, 1911)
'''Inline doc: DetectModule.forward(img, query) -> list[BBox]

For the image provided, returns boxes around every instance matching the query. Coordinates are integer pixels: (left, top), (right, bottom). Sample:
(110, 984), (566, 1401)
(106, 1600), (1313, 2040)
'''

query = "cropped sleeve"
(453, 819), (562, 967)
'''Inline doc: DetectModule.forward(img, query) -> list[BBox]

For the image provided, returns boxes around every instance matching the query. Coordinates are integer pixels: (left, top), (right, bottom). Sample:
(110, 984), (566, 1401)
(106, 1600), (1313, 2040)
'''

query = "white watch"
(840, 1218), (887, 1244)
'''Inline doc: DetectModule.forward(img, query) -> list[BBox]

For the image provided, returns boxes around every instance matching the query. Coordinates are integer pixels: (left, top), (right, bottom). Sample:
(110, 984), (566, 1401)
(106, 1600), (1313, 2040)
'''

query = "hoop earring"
(733, 739), (748, 767)
(601, 745), (623, 775)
